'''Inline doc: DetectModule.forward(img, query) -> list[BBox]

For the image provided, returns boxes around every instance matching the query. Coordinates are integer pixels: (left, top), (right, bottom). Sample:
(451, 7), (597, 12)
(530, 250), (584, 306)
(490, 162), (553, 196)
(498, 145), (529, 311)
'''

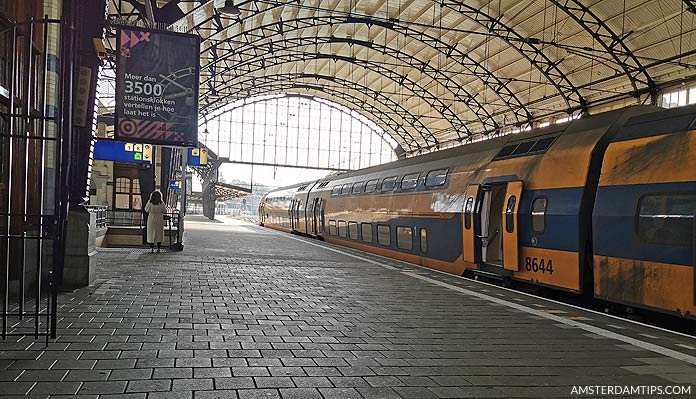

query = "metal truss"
(202, 73), (435, 154)
(191, 8), (533, 128)
(685, 0), (696, 14)
(439, 1), (586, 113)
(205, 50), (475, 142)
(109, 0), (186, 25)
(202, 36), (504, 137)
(549, 0), (654, 99)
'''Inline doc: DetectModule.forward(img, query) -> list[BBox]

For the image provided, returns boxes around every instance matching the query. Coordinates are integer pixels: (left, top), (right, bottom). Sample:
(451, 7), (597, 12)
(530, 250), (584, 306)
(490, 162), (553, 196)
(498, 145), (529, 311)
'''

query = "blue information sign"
(187, 147), (208, 166)
(94, 140), (152, 163)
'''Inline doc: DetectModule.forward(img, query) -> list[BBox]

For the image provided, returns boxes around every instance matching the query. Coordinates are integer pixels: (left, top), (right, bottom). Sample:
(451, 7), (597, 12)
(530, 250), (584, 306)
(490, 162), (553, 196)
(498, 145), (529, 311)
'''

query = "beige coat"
(145, 202), (166, 243)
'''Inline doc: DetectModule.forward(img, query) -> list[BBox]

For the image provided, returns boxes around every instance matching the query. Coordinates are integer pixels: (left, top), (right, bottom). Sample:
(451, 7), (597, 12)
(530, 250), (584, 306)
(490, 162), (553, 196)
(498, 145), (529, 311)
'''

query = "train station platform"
(1, 216), (696, 398)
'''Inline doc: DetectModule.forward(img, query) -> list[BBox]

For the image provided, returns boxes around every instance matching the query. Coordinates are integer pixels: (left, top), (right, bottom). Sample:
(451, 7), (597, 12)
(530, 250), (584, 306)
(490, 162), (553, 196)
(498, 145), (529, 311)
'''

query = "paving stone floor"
(1, 216), (696, 398)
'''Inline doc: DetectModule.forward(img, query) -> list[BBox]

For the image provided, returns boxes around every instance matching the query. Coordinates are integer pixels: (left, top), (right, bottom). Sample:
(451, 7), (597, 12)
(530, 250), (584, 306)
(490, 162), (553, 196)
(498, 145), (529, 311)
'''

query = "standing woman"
(145, 190), (166, 253)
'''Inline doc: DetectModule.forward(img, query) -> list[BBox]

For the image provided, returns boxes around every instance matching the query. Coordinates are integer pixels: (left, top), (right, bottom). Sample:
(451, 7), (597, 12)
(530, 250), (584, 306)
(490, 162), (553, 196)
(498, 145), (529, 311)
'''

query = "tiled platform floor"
(1, 216), (696, 398)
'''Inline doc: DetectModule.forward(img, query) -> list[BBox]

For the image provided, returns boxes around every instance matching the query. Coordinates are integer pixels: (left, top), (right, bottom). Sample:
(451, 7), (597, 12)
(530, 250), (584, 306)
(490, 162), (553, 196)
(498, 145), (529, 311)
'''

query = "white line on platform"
(253, 223), (696, 363)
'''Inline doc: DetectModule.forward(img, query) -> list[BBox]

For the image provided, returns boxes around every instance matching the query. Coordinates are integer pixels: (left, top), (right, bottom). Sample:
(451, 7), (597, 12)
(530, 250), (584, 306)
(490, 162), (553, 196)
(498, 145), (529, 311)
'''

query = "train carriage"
(593, 106), (696, 317)
(259, 104), (696, 319)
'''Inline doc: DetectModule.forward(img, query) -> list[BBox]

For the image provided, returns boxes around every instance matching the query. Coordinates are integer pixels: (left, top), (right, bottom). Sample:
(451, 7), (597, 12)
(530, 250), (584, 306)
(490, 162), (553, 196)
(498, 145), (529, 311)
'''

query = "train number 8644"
(524, 257), (554, 274)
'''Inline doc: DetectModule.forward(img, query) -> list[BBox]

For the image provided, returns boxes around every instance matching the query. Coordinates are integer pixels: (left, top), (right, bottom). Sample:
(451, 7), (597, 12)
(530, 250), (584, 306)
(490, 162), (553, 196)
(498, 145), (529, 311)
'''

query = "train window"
(511, 141), (535, 156)
(352, 182), (365, 194)
(361, 223), (373, 242)
(331, 186), (341, 196)
(341, 184), (352, 195)
(328, 220), (337, 236)
(401, 173), (419, 190)
(348, 222), (359, 240)
(530, 137), (556, 152)
(464, 197), (474, 230)
(495, 144), (517, 158)
(365, 179), (379, 193)
(638, 193), (696, 246)
(531, 197), (547, 234)
(397, 226), (413, 250)
(338, 220), (347, 237)
(420, 228), (427, 253)
(505, 196), (517, 233)
(377, 225), (391, 246)
(425, 169), (448, 187)
(381, 177), (397, 192)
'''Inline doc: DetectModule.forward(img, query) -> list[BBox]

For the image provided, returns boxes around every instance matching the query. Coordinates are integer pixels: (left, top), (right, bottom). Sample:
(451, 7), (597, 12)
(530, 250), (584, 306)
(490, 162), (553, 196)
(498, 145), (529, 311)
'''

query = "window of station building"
(114, 178), (131, 209)
(331, 186), (341, 196)
(348, 222), (359, 240)
(464, 197), (474, 230)
(361, 223), (373, 243)
(328, 220), (337, 236)
(419, 228), (427, 253)
(638, 193), (696, 246)
(115, 177), (141, 210)
(425, 169), (448, 187)
(352, 182), (365, 195)
(531, 197), (548, 234)
(401, 173), (419, 190)
(338, 220), (347, 237)
(505, 196), (517, 234)
(131, 179), (142, 210)
(365, 179), (379, 193)
(397, 226), (413, 250)
(377, 225), (391, 246)
(341, 184), (352, 195)
(381, 177), (397, 192)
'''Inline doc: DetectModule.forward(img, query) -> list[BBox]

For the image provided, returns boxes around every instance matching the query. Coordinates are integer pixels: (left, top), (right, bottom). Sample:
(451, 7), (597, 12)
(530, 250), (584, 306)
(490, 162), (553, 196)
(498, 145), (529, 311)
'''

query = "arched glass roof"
(105, 0), (696, 155)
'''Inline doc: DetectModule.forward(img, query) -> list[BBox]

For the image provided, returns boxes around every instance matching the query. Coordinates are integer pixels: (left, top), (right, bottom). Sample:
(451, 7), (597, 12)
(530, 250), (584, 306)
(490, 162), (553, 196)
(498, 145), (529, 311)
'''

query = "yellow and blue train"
(259, 104), (696, 319)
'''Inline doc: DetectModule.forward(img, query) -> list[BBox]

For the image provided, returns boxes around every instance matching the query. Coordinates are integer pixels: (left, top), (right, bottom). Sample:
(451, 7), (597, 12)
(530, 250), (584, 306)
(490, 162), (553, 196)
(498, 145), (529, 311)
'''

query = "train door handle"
(478, 229), (499, 247)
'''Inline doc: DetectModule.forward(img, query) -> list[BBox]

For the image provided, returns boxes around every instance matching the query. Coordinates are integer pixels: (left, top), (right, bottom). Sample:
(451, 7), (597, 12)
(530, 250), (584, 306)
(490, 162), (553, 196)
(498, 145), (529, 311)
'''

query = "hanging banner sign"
(115, 26), (200, 147)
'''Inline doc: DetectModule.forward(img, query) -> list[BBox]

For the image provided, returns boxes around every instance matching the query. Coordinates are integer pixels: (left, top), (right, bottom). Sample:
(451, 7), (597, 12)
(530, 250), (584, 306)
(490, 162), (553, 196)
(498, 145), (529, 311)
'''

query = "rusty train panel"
(259, 104), (696, 319)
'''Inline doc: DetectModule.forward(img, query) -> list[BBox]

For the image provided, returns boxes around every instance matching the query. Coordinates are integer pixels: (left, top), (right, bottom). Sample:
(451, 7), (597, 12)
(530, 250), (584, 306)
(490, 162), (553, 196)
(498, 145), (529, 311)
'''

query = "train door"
(693, 211), (696, 306)
(307, 198), (316, 235)
(501, 181), (523, 271)
(295, 199), (303, 232)
(316, 198), (325, 236)
(479, 184), (507, 266)
(288, 200), (296, 230)
(462, 184), (480, 264)
(309, 198), (322, 235)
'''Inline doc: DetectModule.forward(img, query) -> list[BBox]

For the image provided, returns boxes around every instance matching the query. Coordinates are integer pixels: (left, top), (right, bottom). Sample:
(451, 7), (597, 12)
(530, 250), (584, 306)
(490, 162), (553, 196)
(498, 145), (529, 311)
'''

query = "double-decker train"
(259, 104), (696, 319)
